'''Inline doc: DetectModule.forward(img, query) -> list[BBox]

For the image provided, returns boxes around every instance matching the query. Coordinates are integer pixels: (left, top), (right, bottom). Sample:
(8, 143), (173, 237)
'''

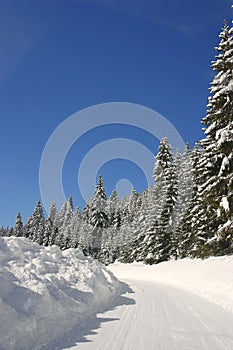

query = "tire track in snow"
(59, 277), (233, 350)
(158, 283), (233, 350)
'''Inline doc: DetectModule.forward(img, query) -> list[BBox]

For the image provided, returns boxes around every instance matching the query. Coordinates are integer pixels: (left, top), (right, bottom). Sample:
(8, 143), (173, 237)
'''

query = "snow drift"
(109, 256), (233, 313)
(1, 237), (232, 350)
(0, 237), (120, 350)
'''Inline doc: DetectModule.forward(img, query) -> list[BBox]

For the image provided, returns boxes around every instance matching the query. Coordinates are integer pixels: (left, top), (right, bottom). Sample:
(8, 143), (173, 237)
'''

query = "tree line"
(1, 21), (232, 264)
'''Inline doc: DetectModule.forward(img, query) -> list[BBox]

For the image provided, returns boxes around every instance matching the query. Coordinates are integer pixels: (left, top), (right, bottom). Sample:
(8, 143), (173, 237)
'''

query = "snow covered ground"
(59, 259), (233, 350)
(109, 257), (233, 313)
(62, 280), (233, 350)
(1, 237), (233, 350)
(0, 237), (121, 350)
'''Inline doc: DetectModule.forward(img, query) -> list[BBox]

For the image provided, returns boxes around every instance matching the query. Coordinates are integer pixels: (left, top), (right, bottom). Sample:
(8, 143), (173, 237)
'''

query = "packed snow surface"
(1, 237), (233, 350)
(59, 258), (233, 350)
(0, 237), (120, 350)
(110, 257), (233, 313)
(65, 280), (233, 350)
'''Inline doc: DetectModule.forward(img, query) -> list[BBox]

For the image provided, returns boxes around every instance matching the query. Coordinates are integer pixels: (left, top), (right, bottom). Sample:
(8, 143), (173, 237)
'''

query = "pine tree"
(116, 188), (144, 263)
(53, 203), (65, 247)
(8, 227), (14, 237)
(107, 190), (120, 227)
(14, 212), (24, 237)
(170, 145), (193, 259)
(49, 202), (57, 223)
(55, 199), (74, 249)
(129, 187), (156, 262)
(78, 220), (92, 256)
(90, 175), (109, 228)
(68, 196), (74, 212)
(49, 225), (59, 246)
(128, 188), (139, 222)
(69, 207), (81, 248)
(193, 21), (233, 256)
(43, 218), (52, 246)
(26, 201), (45, 245)
(86, 175), (109, 258)
(145, 138), (176, 264)
(0, 227), (10, 237)
(177, 146), (201, 257)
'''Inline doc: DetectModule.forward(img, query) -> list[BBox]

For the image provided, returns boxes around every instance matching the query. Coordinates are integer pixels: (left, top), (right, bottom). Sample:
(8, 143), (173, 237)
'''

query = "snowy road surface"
(53, 266), (233, 350)
(2, 239), (233, 350)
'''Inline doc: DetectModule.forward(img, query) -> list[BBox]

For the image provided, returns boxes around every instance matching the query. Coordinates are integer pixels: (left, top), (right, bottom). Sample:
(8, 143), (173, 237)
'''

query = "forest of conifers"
(1, 21), (232, 265)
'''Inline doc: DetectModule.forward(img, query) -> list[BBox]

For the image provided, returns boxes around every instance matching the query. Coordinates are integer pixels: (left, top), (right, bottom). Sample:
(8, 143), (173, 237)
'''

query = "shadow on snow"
(42, 281), (135, 349)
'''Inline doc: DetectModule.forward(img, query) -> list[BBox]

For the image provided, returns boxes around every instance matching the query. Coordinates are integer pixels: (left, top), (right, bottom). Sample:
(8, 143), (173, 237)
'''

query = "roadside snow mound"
(0, 237), (120, 350)
(109, 256), (233, 313)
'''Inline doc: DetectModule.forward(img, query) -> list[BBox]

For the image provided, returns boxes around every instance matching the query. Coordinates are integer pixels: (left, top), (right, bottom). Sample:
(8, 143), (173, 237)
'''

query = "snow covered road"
(57, 266), (233, 350)
(2, 239), (233, 350)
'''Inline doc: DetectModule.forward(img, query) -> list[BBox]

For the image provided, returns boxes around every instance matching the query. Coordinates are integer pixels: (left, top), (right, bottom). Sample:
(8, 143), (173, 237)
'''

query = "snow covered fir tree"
(191, 21), (233, 257)
(1, 20), (232, 264)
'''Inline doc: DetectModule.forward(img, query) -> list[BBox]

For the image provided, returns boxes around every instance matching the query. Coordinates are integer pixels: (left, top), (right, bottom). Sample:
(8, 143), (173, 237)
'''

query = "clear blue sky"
(1, 0), (232, 227)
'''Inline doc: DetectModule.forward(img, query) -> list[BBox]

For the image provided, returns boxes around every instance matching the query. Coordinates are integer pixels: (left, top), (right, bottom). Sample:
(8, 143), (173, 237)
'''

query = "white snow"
(58, 257), (233, 349)
(219, 155), (230, 175)
(220, 195), (230, 212)
(1, 237), (233, 350)
(0, 237), (120, 350)
(109, 257), (233, 313)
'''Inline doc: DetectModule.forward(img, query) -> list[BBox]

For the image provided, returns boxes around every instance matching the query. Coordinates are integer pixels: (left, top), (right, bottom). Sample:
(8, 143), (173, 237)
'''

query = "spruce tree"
(26, 201), (45, 245)
(49, 202), (57, 223)
(177, 146), (201, 257)
(78, 220), (92, 256)
(43, 218), (52, 246)
(14, 212), (24, 237)
(107, 190), (120, 227)
(55, 199), (74, 249)
(193, 21), (233, 256)
(129, 187), (157, 262)
(90, 175), (108, 228)
(145, 138), (176, 264)
(68, 196), (74, 212)
(89, 175), (109, 258)
(69, 207), (81, 248)
(170, 145), (193, 259)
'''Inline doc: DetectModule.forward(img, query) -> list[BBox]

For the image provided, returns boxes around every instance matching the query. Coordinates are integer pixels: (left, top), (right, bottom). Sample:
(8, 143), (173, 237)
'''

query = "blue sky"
(1, 0), (232, 227)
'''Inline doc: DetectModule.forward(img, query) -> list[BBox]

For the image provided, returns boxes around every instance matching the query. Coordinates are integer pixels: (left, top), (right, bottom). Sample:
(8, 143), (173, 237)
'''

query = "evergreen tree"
(69, 207), (81, 248)
(26, 201), (45, 245)
(55, 199), (74, 249)
(170, 145), (193, 259)
(177, 146), (201, 257)
(90, 175), (109, 228)
(14, 212), (24, 237)
(43, 218), (52, 246)
(49, 225), (59, 246)
(145, 138), (176, 264)
(57, 202), (67, 228)
(107, 190), (120, 226)
(49, 202), (57, 223)
(128, 187), (156, 262)
(193, 21), (233, 256)
(4, 20), (233, 264)
(68, 196), (74, 212)
(78, 220), (92, 255)
(8, 227), (14, 237)
(128, 188), (139, 222)
(86, 175), (109, 258)
(0, 227), (10, 237)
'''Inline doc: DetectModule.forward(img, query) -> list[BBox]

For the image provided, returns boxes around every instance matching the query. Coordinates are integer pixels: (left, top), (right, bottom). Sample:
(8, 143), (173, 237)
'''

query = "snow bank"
(109, 256), (233, 313)
(0, 237), (120, 350)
